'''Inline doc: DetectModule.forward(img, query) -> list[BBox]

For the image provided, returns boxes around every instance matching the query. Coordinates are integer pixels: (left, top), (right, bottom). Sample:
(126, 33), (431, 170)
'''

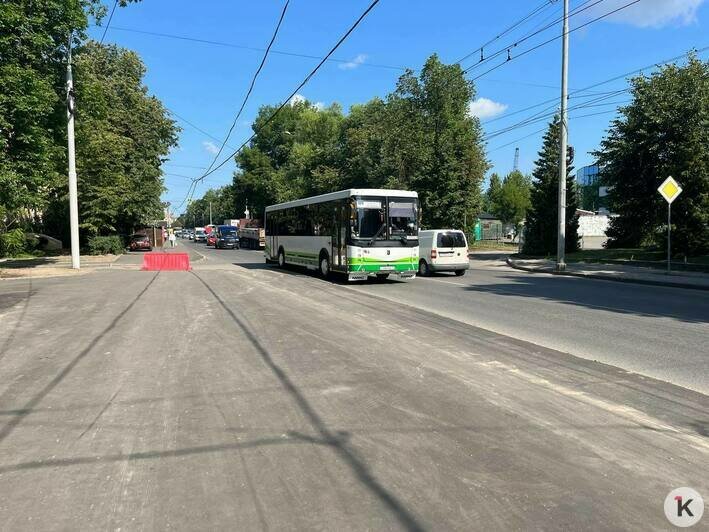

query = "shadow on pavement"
(0, 273), (160, 444)
(192, 271), (425, 532)
(0, 277), (35, 362)
(463, 274), (709, 324)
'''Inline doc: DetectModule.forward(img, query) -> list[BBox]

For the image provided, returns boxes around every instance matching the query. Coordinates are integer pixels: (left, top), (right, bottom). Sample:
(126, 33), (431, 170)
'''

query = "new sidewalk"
(507, 256), (709, 291)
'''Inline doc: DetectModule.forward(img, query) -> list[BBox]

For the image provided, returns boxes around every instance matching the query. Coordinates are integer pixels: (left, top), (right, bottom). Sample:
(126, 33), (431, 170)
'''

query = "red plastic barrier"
(141, 252), (191, 271)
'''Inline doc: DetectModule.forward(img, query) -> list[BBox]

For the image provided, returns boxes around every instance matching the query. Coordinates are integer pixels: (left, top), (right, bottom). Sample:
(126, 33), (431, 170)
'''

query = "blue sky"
(88, 0), (709, 216)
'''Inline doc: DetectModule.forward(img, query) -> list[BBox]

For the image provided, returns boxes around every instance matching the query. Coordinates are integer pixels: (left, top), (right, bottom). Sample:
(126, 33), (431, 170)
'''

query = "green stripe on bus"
(348, 256), (417, 265)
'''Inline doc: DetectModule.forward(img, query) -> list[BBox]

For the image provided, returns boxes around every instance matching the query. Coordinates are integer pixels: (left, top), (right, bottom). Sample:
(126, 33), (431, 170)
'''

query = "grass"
(469, 240), (519, 251)
(564, 248), (709, 265)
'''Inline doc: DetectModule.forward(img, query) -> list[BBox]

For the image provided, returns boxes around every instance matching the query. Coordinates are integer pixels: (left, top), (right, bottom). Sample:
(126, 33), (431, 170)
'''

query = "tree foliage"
(523, 117), (579, 255)
(227, 55), (488, 230)
(181, 185), (236, 227)
(497, 170), (531, 231)
(595, 56), (709, 255)
(484, 173), (502, 214)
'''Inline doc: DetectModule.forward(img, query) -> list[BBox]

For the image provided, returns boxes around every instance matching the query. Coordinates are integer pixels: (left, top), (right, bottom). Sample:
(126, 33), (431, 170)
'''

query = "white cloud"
(468, 97), (508, 119)
(338, 53), (367, 70)
(202, 141), (219, 154)
(289, 94), (306, 106)
(587, 0), (704, 27)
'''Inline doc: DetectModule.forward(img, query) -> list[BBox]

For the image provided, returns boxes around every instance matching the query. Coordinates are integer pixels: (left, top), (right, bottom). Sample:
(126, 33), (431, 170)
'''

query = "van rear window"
(437, 232), (466, 248)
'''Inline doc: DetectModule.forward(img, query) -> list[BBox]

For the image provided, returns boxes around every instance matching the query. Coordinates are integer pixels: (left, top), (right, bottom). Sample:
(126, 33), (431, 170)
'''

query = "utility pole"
(209, 201), (213, 225)
(513, 147), (519, 172)
(556, 0), (569, 272)
(66, 34), (80, 269)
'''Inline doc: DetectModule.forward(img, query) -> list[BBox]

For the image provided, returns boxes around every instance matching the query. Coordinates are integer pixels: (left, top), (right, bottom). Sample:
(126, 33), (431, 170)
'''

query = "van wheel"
(418, 259), (430, 277)
(319, 252), (330, 278)
(278, 248), (286, 268)
(455, 270), (466, 277)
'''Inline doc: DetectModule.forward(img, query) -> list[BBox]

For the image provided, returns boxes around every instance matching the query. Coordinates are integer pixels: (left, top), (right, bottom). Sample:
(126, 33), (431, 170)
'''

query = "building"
(576, 164), (610, 213)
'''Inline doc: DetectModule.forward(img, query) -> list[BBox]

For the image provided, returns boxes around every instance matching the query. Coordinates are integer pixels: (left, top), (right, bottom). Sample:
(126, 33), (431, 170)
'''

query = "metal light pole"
(556, 0), (569, 272)
(66, 35), (80, 269)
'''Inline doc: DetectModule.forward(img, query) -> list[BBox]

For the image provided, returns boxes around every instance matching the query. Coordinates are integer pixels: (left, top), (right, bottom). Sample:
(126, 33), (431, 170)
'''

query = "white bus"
(265, 189), (419, 281)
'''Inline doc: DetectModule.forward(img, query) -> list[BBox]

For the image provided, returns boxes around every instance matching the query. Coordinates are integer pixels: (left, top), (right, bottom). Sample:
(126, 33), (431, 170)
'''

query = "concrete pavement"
(0, 243), (707, 530)
(507, 256), (709, 290)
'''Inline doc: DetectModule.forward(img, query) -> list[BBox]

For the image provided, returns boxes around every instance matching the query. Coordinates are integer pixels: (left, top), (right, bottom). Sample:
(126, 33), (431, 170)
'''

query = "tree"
(594, 56), (709, 256)
(228, 55), (488, 230)
(484, 173), (503, 215)
(0, 0), (102, 233)
(44, 42), (178, 240)
(497, 170), (531, 235)
(383, 55), (488, 229)
(523, 117), (579, 255)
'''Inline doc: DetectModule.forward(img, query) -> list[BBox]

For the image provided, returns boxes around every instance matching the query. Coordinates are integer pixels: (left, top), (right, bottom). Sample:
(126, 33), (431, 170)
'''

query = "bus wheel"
(418, 259), (430, 277)
(278, 248), (286, 268)
(319, 253), (330, 278)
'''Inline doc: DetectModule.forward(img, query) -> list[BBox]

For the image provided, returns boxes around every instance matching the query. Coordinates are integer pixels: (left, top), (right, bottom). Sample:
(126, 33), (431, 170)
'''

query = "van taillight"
(431, 249), (437, 259)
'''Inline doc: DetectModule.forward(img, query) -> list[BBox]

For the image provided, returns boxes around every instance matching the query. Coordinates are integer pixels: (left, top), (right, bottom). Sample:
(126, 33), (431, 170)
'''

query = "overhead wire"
(200, 0), (291, 179)
(99, 0), (119, 44)
(456, 0), (556, 66)
(177, 0), (382, 211)
(468, 0), (641, 80)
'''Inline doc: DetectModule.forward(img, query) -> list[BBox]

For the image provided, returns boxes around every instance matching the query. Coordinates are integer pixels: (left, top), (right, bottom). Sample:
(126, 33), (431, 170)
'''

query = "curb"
(506, 258), (709, 291)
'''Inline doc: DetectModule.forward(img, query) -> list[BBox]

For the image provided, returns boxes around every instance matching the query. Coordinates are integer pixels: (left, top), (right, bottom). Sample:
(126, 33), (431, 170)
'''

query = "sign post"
(657, 176), (682, 274)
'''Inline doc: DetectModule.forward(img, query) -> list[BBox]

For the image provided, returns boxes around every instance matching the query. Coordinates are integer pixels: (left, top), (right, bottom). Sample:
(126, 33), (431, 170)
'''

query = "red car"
(129, 234), (152, 251)
(206, 233), (217, 246)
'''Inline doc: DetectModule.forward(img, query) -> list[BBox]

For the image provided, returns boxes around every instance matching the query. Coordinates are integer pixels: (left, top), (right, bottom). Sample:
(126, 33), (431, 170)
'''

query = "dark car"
(129, 234), (152, 252)
(215, 226), (239, 249)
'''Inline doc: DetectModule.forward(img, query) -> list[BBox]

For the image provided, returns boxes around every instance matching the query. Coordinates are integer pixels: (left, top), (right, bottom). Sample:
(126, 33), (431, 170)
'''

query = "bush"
(87, 235), (124, 255)
(0, 229), (27, 257)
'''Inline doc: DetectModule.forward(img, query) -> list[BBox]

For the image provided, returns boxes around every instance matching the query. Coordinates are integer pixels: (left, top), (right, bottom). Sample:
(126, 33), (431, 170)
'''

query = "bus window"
(389, 199), (418, 237)
(352, 198), (384, 239)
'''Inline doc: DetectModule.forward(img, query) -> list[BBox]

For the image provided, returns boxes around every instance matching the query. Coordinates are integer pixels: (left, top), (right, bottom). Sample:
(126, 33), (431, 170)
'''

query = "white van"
(418, 230), (470, 276)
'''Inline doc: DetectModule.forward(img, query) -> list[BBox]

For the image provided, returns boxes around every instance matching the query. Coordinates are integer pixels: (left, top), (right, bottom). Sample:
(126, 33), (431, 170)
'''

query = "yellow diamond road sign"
(658, 176), (682, 204)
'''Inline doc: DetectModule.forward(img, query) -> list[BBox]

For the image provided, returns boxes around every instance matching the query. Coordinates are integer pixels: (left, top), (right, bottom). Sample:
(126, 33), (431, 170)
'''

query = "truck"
(223, 219), (240, 228)
(238, 227), (265, 249)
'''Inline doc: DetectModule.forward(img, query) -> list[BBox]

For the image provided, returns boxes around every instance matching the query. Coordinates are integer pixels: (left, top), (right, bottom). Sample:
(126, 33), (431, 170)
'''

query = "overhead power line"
(200, 0), (290, 180)
(177, 0), (382, 211)
(109, 26), (406, 71)
(456, 0), (556, 65)
(468, 0), (641, 81)
(481, 44), (709, 128)
(464, 0), (603, 73)
(99, 0), (119, 44)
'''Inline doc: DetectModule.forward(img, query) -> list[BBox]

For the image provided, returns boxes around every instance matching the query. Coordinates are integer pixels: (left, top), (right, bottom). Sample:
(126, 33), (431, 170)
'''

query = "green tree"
(383, 55), (488, 229)
(44, 42), (178, 240)
(484, 173), (503, 215)
(497, 170), (531, 235)
(0, 0), (101, 233)
(523, 117), (579, 255)
(595, 56), (709, 255)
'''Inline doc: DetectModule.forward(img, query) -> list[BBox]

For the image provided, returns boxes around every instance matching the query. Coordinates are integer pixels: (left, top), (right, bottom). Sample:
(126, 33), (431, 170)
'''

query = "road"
(198, 240), (709, 394)
(0, 240), (707, 530)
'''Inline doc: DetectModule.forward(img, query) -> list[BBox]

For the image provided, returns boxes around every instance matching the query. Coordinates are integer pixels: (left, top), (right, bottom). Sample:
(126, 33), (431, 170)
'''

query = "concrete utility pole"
(66, 34), (80, 269)
(209, 201), (213, 225)
(556, 0), (569, 272)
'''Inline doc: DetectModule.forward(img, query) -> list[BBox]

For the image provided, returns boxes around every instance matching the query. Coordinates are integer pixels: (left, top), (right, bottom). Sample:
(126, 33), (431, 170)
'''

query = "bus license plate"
(380, 266), (395, 271)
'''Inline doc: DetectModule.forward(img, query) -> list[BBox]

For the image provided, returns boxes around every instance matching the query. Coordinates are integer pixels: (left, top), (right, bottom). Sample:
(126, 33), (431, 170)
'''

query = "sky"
(87, 0), (709, 217)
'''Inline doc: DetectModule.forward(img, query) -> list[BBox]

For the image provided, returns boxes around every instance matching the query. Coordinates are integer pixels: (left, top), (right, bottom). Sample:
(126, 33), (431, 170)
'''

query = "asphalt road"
(0, 240), (707, 530)
(195, 240), (709, 394)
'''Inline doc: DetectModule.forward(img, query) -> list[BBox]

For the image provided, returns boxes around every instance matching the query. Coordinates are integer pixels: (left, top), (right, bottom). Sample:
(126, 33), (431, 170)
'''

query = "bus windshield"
(352, 198), (385, 240)
(351, 196), (418, 241)
(388, 198), (417, 238)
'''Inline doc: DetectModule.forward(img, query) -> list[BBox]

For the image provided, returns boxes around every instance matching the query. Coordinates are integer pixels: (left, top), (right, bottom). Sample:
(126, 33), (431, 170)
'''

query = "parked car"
(206, 233), (217, 246)
(215, 225), (239, 249)
(417, 229), (469, 276)
(128, 233), (152, 252)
